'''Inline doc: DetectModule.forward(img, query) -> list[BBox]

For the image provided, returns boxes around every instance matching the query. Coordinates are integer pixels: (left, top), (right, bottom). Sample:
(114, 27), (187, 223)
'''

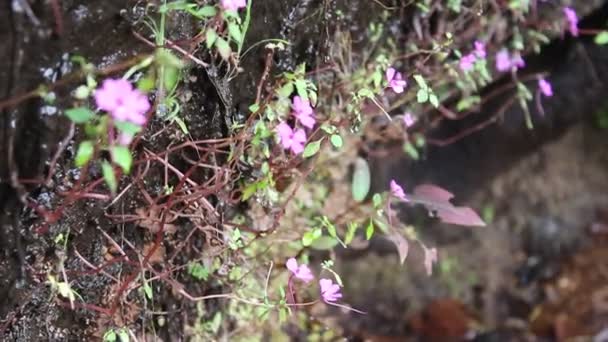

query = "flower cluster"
(276, 96), (316, 155)
(459, 41), (486, 72)
(385, 67), (407, 93)
(286, 258), (343, 304)
(495, 50), (525, 72)
(94, 78), (150, 126)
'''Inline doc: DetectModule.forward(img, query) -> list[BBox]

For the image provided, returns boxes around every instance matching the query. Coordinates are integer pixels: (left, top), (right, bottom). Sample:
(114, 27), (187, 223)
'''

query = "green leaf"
(330, 134), (343, 148)
(248, 103), (260, 113)
(404, 142), (420, 160)
(65, 107), (95, 123)
(111, 146), (133, 173)
(215, 37), (231, 59)
(456, 96), (481, 111)
(194, 5), (217, 18)
(344, 222), (358, 245)
(295, 79), (308, 101)
(163, 66), (180, 92)
(143, 283), (153, 300)
(310, 236), (339, 250)
(75, 141), (94, 167)
(188, 262), (210, 281)
(417, 89), (429, 103)
(227, 22), (243, 44)
(352, 157), (371, 202)
(114, 121), (142, 136)
(117, 328), (130, 342)
(74, 85), (90, 100)
(365, 220), (375, 240)
(302, 228), (322, 246)
(302, 139), (321, 158)
(429, 93), (439, 108)
(102, 161), (117, 194)
(357, 88), (374, 98)
(103, 330), (117, 342)
(595, 31), (608, 45)
(372, 193), (382, 208)
(277, 82), (294, 98)
(205, 29), (218, 49)
(413, 74), (427, 88)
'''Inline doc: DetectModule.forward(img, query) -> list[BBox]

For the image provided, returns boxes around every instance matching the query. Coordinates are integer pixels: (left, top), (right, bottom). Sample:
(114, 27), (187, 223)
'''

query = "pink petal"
(276, 122), (294, 149)
(296, 264), (314, 283)
(390, 180), (407, 201)
(495, 50), (511, 72)
(286, 258), (298, 273)
(290, 129), (307, 154)
(538, 79), (553, 97)
(385, 67), (396, 82)
(474, 41), (486, 58)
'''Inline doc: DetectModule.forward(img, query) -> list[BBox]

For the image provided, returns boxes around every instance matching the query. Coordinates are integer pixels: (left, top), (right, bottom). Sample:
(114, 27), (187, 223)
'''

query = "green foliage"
(352, 157), (371, 202)
(188, 262), (210, 281)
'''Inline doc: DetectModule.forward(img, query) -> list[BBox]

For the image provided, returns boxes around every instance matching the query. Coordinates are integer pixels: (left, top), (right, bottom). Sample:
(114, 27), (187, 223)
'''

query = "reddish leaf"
(411, 184), (486, 227)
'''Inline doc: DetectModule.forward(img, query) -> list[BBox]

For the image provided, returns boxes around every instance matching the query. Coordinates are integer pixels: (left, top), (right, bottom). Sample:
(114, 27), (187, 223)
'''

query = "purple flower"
(423, 246), (438, 276)
(390, 180), (407, 201)
(94, 79), (150, 125)
(319, 278), (342, 303)
(512, 54), (525, 68)
(563, 7), (579, 37)
(276, 122), (307, 155)
(495, 50), (525, 72)
(403, 112), (416, 128)
(386, 67), (407, 93)
(220, 0), (247, 11)
(495, 50), (511, 72)
(538, 78), (553, 97)
(291, 96), (316, 129)
(474, 41), (486, 59)
(459, 53), (477, 72)
(286, 258), (314, 283)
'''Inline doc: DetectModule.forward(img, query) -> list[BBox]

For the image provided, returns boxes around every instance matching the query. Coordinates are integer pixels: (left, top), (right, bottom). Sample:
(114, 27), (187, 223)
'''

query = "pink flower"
(495, 50), (525, 72)
(319, 278), (342, 303)
(390, 180), (407, 201)
(276, 122), (307, 154)
(512, 54), (525, 68)
(403, 112), (416, 128)
(94, 79), (149, 125)
(386, 67), (407, 93)
(538, 78), (553, 97)
(220, 0), (246, 11)
(423, 246), (438, 276)
(563, 7), (579, 37)
(495, 50), (511, 72)
(118, 133), (134, 146)
(291, 96), (316, 129)
(459, 53), (477, 72)
(474, 41), (486, 59)
(286, 258), (314, 283)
